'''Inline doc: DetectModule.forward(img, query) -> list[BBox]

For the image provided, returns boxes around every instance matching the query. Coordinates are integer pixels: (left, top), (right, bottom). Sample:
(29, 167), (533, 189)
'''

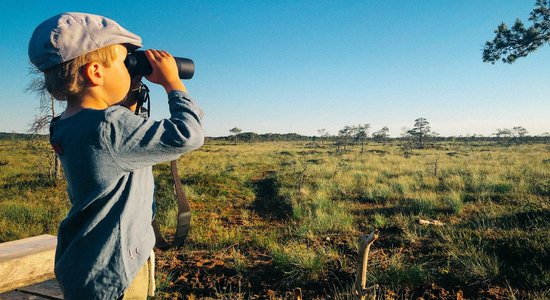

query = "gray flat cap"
(29, 12), (142, 71)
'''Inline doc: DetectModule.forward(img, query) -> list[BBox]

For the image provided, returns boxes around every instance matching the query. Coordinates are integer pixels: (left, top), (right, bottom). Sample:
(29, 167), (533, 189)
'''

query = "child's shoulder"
(102, 106), (146, 132)
(104, 105), (134, 118)
(103, 105), (142, 122)
(53, 106), (136, 134)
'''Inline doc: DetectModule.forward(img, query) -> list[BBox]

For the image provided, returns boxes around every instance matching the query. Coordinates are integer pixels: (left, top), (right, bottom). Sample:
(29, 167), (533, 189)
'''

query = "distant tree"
(407, 117), (432, 148)
(317, 128), (327, 145)
(322, 130), (331, 144)
(317, 129), (326, 137)
(230, 127), (242, 144)
(541, 132), (550, 137)
(495, 128), (513, 138)
(494, 128), (514, 145)
(512, 126), (529, 138)
(354, 123), (371, 153)
(399, 127), (414, 157)
(337, 125), (354, 152)
(237, 132), (258, 143)
(483, 0), (550, 64)
(372, 126), (390, 143)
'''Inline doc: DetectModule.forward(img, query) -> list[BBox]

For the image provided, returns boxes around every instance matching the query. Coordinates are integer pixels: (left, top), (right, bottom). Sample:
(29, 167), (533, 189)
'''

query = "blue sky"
(1, 1), (549, 137)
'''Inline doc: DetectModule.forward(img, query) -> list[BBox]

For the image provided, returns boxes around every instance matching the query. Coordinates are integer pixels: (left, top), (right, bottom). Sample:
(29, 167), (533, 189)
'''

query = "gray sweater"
(50, 90), (204, 299)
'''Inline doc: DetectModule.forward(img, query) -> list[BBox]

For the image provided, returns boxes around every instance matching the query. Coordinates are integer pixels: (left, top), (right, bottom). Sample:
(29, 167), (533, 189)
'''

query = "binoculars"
(124, 51), (194, 79)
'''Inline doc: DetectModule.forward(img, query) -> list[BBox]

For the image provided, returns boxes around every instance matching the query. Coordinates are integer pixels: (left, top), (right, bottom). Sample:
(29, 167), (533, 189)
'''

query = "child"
(28, 12), (204, 299)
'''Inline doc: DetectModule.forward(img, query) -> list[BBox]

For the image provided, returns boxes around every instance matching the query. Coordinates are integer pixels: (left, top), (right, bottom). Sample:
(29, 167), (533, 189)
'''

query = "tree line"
(220, 118), (549, 146)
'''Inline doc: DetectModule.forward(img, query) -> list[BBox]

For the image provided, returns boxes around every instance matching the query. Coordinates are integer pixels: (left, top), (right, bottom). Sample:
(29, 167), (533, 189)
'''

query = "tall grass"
(1, 139), (549, 298)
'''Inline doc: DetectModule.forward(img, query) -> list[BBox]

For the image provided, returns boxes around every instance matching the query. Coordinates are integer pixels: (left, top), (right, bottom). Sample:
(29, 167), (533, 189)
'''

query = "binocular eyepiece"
(124, 51), (194, 80)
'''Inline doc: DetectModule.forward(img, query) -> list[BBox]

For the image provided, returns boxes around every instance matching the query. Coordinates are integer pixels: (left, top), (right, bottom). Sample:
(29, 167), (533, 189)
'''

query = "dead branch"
(355, 229), (379, 300)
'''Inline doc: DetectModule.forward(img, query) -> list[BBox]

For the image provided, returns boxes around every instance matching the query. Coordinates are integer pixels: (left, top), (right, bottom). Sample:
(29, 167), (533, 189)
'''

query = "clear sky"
(1, 1), (549, 137)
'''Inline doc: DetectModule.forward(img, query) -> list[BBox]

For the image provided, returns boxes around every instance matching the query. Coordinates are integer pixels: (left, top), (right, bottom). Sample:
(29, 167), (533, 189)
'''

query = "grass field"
(1, 137), (549, 299)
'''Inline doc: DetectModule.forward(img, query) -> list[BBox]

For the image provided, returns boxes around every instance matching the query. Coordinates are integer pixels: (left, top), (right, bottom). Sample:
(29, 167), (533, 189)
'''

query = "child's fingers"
(144, 49), (156, 62)
(143, 49), (179, 88)
(151, 50), (163, 61)
(146, 49), (173, 62)
(154, 50), (171, 60)
(145, 50), (160, 61)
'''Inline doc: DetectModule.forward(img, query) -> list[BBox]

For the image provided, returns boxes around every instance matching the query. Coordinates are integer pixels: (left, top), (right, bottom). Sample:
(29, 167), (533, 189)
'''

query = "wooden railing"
(0, 234), (63, 299)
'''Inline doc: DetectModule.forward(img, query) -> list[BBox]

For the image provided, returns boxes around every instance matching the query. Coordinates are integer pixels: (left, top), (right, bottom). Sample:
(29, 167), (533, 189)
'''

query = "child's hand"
(144, 49), (187, 93)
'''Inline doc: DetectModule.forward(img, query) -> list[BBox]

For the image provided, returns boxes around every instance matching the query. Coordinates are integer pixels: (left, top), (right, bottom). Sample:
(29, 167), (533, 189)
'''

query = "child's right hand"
(144, 49), (187, 93)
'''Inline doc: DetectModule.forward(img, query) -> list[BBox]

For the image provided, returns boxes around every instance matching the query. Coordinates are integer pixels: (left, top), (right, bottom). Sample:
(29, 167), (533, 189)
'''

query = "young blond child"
(28, 12), (204, 299)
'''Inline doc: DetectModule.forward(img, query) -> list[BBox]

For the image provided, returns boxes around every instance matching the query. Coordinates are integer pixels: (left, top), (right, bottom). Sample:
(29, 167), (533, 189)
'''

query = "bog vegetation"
(1, 134), (549, 299)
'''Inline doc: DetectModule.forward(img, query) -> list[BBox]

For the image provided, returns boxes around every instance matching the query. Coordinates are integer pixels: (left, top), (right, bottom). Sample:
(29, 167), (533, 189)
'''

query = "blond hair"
(43, 45), (118, 101)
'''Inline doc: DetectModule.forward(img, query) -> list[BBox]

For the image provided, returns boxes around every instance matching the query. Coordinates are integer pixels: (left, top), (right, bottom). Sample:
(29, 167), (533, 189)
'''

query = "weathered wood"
(0, 235), (57, 293)
(18, 280), (63, 299)
(355, 230), (379, 300)
(0, 290), (53, 299)
(0, 280), (63, 300)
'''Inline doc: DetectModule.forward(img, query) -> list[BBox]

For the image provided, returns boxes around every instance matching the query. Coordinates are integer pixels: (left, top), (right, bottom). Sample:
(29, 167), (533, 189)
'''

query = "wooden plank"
(0, 235), (57, 294)
(0, 290), (52, 299)
(18, 280), (63, 299)
(0, 235), (56, 260)
(0, 280), (63, 300)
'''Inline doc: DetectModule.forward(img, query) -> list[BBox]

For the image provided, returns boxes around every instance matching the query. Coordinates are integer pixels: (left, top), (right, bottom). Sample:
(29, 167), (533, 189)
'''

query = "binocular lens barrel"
(125, 51), (195, 79)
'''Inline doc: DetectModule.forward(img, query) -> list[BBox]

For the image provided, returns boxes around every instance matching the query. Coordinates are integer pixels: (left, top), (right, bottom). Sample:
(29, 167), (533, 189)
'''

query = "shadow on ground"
(252, 171), (292, 220)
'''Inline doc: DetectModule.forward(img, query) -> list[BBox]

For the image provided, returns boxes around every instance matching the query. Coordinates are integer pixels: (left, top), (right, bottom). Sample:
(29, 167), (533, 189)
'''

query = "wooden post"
(355, 230), (379, 300)
(0, 235), (57, 293)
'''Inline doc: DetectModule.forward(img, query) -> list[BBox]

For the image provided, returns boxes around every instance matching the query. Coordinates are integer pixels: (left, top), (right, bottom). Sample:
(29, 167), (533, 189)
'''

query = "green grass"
(271, 241), (328, 284)
(0, 139), (69, 241)
(1, 138), (549, 298)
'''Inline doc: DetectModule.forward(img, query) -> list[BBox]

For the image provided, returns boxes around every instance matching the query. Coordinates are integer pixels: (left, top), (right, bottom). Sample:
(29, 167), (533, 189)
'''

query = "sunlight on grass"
(1, 139), (549, 298)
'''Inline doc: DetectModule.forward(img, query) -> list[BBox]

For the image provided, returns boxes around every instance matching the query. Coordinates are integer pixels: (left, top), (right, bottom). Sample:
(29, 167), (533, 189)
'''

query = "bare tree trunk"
(50, 95), (62, 179)
(54, 155), (61, 178)
(28, 69), (64, 180)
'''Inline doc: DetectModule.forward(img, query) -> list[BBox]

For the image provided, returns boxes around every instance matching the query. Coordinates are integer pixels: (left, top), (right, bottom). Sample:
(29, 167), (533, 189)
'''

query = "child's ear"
(82, 62), (104, 86)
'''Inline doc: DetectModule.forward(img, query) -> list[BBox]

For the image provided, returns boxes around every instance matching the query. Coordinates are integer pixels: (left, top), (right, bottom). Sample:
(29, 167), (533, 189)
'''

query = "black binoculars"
(124, 51), (194, 79)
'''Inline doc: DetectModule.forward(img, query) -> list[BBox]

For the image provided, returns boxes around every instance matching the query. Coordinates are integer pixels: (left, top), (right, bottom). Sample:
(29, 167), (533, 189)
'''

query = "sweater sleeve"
(101, 90), (204, 172)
